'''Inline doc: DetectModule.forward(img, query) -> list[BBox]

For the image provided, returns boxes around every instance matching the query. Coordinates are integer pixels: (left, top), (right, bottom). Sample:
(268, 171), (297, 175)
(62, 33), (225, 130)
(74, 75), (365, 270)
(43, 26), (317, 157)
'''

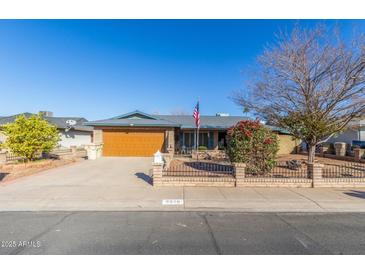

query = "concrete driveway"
(0, 157), (183, 211)
(1, 157), (365, 212)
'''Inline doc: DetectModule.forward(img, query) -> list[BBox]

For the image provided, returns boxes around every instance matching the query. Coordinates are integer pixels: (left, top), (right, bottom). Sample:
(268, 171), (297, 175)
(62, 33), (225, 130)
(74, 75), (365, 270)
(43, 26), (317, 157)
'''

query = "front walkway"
(0, 157), (364, 212)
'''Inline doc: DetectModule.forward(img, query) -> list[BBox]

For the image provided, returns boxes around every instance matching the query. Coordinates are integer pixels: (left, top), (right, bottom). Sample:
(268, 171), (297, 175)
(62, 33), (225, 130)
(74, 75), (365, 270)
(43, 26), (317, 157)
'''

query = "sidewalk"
(1, 185), (365, 212)
(182, 187), (365, 212)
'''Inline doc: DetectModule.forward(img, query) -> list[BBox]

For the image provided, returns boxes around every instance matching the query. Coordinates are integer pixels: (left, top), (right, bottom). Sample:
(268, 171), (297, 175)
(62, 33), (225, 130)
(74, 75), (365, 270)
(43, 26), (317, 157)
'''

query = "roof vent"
(39, 111), (53, 117)
(216, 113), (230, 117)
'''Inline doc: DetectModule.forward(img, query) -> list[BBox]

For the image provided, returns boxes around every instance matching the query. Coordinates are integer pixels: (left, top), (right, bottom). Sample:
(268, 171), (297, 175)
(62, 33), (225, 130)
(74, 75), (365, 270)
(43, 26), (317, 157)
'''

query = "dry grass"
(0, 158), (82, 183)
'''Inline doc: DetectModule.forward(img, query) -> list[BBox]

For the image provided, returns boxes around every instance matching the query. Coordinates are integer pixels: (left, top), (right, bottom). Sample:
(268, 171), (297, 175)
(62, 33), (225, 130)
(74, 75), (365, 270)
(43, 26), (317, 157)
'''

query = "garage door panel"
(103, 129), (165, 157)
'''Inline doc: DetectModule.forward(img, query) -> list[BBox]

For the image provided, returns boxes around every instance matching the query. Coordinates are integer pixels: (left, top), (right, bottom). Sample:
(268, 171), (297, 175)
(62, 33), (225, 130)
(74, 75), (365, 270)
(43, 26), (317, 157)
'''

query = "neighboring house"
(85, 110), (298, 157)
(0, 111), (93, 148)
(327, 119), (365, 147)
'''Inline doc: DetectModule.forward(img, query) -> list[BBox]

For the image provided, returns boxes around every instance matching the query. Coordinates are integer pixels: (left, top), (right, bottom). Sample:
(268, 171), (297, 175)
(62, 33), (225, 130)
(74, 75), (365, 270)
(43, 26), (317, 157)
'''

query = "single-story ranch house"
(0, 111), (93, 148)
(85, 110), (298, 157)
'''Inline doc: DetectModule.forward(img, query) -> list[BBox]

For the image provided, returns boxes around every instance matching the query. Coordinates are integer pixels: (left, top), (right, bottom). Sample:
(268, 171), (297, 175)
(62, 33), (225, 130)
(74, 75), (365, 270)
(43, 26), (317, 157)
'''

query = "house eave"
(111, 110), (158, 120)
(180, 126), (230, 130)
(84, 122), (179, 128)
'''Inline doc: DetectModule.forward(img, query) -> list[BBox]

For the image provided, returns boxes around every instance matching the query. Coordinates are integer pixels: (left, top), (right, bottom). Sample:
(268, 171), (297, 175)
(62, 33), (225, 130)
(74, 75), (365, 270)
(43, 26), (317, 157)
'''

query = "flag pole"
(197, 99), (199, 162)
(193, 99), (200, 162)
(197, 125), (199, 162)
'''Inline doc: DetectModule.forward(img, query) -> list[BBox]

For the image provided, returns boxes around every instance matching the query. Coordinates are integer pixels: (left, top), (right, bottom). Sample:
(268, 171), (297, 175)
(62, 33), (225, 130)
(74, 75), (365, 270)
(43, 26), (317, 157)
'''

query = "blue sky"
(0, 20), (364, 120)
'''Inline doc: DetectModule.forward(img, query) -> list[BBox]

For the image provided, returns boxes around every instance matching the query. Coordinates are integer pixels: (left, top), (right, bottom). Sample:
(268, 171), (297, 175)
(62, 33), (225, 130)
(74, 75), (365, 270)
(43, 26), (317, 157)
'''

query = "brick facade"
(314, 178), (365, 187)
(93, 129), (103, 144)
(155, 177), (235, 187)
(236, 178), (312, 187)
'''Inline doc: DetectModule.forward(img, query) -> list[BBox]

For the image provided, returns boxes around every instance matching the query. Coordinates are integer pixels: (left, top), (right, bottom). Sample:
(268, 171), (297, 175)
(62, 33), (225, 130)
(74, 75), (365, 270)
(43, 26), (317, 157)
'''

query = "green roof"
(85, 110), (291, 134)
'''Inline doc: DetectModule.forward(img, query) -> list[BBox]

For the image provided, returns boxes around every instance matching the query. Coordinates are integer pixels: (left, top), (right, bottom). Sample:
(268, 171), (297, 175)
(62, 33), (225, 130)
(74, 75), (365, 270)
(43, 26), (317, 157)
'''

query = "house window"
(199, 132), (209, 147)
(183, 132), (209, 148)
(183, 132), (194, 148)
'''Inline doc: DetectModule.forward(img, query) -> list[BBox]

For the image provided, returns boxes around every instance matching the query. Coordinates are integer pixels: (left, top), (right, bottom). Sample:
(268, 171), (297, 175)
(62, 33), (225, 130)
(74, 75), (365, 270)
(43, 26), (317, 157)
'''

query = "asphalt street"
(1, 211), (365, 255)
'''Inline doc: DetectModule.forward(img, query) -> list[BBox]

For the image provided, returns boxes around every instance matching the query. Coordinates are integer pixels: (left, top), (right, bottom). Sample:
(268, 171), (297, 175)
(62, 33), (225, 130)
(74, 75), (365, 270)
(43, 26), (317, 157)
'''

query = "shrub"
(226, 120), (279, 174)
(1, 114), (60, 161)
(198, 146), (207, 151)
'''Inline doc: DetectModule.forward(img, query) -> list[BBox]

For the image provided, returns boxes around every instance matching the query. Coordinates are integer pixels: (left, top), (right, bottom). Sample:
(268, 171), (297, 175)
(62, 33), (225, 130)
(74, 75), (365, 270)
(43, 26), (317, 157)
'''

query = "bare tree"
(232, 25), (365, 163)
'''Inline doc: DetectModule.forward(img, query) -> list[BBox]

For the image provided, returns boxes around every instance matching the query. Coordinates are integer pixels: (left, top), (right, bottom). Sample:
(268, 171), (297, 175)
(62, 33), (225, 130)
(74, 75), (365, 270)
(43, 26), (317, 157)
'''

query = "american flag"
(193, 101), (200, 128)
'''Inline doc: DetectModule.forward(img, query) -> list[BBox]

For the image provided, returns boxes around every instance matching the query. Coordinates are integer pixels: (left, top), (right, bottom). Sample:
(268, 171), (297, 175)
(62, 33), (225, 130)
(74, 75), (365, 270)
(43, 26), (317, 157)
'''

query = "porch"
(174, 129), (227, 155)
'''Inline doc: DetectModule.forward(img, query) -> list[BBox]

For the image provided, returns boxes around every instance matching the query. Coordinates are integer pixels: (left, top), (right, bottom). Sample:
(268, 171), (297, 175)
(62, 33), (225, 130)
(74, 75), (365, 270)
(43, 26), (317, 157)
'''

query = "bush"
(226, 120), (279, 174)
(198, 146), (207, 151)
(1, 114), (60, 161)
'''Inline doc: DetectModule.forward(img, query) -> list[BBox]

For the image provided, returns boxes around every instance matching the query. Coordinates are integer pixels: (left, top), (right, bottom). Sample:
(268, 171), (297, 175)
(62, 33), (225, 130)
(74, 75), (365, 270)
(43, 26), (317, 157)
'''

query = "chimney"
(39, 111), (53, 117)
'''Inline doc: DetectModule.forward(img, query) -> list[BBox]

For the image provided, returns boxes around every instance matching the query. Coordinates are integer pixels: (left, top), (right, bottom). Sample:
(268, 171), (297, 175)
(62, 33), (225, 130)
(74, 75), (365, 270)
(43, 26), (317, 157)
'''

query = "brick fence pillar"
(307, 163), (324, 187)
(0, 152), (7, 164)
(233, 163), (246, 186)
(70, 146), (77, 157)
(152, 163), (164, 186)
(354, 148), (364, 161)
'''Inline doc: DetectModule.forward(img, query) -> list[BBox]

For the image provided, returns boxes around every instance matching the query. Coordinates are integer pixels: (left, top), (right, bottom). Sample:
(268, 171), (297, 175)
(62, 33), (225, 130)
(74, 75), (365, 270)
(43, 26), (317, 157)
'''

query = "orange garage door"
(103, 129), (165, 157)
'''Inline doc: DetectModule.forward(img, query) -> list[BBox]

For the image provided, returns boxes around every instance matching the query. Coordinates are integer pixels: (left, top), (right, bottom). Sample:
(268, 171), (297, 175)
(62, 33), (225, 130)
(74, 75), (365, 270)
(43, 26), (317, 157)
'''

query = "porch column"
(213, 131), (219, 150)
(193, 130), (196, 148)
(182, 131), (185, 147)
(166, 129), (175, 154)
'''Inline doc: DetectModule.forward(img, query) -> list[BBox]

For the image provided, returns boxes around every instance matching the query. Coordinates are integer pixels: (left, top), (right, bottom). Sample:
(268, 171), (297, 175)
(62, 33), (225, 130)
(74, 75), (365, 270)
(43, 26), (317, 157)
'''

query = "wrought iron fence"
(323, 162), (365, 178)
(163, 161), (234, 177)
(163, 160), (365, 179)
(245, 161), (308, 178)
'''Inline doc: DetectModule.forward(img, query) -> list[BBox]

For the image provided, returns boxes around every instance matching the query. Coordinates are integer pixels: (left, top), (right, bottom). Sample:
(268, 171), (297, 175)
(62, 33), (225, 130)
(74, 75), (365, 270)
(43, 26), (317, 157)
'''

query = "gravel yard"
(0, 158), (82, 183)
(168, 154), (365, 178)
